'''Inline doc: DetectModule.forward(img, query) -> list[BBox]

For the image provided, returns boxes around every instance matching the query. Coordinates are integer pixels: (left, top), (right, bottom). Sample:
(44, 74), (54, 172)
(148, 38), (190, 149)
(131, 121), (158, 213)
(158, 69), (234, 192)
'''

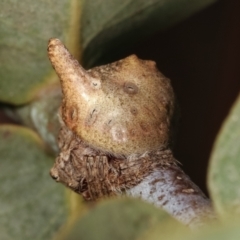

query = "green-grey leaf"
(0, 0), (216, 104)
(81, 0), (217, 67)
(0, 125), (68, 240)
(208, 93), (240, 218)
(0, 0), (80, 105)
(59, 197), (183, 240)
(165, 220), (240, 240)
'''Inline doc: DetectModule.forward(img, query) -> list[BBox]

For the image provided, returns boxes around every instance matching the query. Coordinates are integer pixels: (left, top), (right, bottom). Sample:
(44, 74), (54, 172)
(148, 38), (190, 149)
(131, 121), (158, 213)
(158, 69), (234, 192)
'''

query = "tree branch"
(126, 164), (214, 227)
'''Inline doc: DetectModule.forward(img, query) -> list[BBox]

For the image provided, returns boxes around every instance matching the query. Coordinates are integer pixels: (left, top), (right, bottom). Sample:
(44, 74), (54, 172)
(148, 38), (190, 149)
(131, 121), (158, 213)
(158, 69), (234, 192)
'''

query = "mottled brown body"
(48, 38), (176, 200)
(48, 39), (175, 156)
(47, 39), (214, 226)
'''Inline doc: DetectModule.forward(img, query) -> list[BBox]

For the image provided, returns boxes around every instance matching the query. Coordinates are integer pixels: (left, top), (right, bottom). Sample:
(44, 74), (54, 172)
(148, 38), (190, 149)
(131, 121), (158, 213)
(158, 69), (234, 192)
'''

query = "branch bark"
(126, 165), (214, 227)
(54, 123), (215, 228)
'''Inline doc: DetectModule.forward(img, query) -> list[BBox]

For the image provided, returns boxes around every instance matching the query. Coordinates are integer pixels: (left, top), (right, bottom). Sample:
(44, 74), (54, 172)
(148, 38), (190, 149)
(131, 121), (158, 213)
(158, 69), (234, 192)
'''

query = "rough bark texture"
(50, 122), (214, 227)
(50, 123), (176, 201)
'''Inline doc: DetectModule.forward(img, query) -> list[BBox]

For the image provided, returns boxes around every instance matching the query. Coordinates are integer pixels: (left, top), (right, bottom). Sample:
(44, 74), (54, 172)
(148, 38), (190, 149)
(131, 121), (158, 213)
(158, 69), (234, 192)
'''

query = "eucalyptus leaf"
(59, 197), (183, 240)
(0, 125), (68, 240)
(0, 0), (80, 105)
(166, 220), (240, 240)
(0, 0), (216, 105)
(208, 94), (240, 218)
(81, 0), (217, 67)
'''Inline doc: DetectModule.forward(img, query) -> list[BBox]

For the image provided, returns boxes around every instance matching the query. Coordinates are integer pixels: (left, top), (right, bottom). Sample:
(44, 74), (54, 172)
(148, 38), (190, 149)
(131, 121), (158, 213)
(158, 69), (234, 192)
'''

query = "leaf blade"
(59, 197), (184, 240)
(208, 94), (240, 218)
(0, 0), (80, 105)
(0, 125), (68, 240)
(81, 0), (217, 67)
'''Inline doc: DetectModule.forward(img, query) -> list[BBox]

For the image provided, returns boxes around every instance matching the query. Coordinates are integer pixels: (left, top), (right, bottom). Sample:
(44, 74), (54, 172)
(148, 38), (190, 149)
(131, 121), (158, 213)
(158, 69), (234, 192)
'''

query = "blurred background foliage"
(1, 0), (240, 239)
